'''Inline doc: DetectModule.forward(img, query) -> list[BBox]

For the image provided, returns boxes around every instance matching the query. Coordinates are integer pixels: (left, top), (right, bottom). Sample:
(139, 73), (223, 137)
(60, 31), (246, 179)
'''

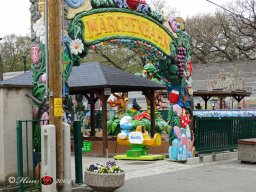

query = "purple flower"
(87, 161), (124, 173)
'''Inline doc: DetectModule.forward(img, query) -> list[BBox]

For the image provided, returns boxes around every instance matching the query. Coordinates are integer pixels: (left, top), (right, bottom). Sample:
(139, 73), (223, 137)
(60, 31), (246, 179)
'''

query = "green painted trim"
(74, 121), (83, 184)
(16, 121), (23, 192)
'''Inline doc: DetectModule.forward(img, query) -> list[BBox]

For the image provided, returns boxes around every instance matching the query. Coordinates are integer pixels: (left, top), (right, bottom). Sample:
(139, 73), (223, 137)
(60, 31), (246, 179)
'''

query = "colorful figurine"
(118, 116), (134, 139)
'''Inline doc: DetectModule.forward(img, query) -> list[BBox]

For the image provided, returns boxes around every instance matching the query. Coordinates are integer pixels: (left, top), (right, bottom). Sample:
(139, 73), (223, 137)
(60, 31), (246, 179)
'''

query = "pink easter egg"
(40, 112), (49, 126)
(90, 45), (96, 50)
(168, 15), (177, 33)
(173, 104), (182, 116)
(187, 139), (192, 151)
(181, 134), (187, 145)
(42, 73), (47, 83)
(32, 107), (38, 118)
(173, 126), (181, 139)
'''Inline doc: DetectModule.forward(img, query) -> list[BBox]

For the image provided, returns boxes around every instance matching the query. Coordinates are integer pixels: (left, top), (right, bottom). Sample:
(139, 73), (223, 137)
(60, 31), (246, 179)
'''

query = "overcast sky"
(0, 0), (232, 37)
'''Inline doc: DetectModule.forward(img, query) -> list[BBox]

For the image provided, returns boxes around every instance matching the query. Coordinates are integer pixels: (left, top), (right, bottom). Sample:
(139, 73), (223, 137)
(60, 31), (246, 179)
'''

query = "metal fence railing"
(17, 120), (83, 192)
(194, 116), (256, 154)
(16, 120), (48, 192)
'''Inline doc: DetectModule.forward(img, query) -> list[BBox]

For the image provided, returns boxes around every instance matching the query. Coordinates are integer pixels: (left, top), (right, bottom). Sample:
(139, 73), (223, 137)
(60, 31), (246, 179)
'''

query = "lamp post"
(210, 98), (218, 110)
(22, 54), (27, 73)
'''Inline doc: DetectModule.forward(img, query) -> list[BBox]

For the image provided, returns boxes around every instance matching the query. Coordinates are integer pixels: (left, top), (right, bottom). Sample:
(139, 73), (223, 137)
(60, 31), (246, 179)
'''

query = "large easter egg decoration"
(173, 126), (181, 139)
(187, 60), (193, 76)
(176, 17), (185, 31)
(168, 15), (177, 33)
(127, 0), (147, 10)
(30, 44), (41, 64)
(65, 0), (85, 9)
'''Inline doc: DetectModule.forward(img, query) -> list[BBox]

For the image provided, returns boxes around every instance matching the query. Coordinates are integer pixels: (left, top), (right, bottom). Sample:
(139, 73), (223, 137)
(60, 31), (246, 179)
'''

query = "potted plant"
(84, 161), (125, 192)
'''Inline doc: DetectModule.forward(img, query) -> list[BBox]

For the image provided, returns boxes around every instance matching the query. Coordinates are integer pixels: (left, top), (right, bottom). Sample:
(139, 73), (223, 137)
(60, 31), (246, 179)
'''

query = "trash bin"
(82, 141), (92, 152)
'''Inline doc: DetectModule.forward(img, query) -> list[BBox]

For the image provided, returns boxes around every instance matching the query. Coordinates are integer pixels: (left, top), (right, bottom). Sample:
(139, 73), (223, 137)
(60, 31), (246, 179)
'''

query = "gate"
(16, 120), (47, 192)
(16, 120), (83, 191)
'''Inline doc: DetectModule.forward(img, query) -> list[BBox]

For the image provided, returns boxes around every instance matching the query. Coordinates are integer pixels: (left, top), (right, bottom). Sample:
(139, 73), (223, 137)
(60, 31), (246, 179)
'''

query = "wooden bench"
(238, 138), (256, 163)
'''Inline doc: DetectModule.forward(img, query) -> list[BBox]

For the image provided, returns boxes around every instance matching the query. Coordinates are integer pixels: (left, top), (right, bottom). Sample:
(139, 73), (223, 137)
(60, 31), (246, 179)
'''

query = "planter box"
(238, 138), (256, 163)
(84, 170), (125, 192)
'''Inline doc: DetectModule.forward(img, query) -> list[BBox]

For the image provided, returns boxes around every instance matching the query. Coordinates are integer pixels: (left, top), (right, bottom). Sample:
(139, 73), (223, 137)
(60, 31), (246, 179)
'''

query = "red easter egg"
(127, 0), (147, 10)
(169, 90), (179, 104)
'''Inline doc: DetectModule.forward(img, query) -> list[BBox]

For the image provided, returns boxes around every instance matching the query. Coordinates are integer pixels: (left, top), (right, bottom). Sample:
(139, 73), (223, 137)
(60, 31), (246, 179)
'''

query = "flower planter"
(84, 170), (125, 192)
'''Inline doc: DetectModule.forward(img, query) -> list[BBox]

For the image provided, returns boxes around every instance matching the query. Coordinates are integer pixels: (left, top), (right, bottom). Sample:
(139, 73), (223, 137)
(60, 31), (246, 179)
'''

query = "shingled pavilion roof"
(68, 62), (166, 93)
(0, 62), (166, 92)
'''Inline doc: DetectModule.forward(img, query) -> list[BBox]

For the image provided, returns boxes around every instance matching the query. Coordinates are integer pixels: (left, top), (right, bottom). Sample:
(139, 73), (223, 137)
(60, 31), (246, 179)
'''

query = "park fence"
(194, 116), (256, 154)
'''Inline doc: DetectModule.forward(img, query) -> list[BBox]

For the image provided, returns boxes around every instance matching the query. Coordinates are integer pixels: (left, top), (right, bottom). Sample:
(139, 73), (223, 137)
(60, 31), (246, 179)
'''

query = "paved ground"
(71, 156), (196, 182)
(71, 155), (256, 192)
(117, 159), (256, 192)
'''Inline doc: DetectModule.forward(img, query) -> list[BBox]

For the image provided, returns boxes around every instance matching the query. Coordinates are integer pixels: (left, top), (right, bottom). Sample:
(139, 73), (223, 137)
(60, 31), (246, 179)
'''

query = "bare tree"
(186, 0), (256, 64)
(207, 66), (243, 90)
(147, 0), (177, 17)
(83, 44), (145, 73)
(186, 14), (237, 64)
(217, 0), (256, 60)
(0, 34), (31, 73)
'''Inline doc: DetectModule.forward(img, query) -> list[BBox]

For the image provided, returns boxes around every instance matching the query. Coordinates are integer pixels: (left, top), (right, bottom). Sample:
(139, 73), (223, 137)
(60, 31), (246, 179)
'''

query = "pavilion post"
(202, 96), (211, 109)
(233, 95), (244, 109)
(150, 90), (155, 137)
(84, 93), (99, 136)
(219, 97), (225, 109)
(90, 92), (96, 136)
(143, 90), (156, 137)
(101, 91), (108, 158)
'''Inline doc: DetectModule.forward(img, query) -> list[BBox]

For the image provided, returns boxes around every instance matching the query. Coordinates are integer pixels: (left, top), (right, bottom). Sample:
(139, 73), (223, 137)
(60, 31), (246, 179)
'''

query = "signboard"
(104, 88), (111, 95)
(129, 132), (144, 144)
(81, 12), (172, 56)
(54, 98), (63, 117)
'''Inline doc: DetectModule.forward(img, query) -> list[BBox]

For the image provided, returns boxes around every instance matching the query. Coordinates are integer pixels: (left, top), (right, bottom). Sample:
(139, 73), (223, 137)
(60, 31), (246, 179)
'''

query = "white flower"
(40, 36), (46, 45)
(33, 18), (44, 32)
(70, 39), (84, 55)
(33, 17), (46, 44)
(36, 25), (45, 37)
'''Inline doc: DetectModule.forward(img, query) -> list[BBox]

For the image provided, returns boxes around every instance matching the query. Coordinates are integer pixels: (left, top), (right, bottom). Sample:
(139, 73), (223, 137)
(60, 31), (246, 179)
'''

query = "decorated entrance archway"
(31, 0), (194, 161)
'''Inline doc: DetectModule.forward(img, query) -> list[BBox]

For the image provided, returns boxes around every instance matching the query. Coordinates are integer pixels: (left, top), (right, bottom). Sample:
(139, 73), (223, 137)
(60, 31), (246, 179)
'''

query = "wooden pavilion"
(68, 62), (166, 157)
(0, 62), (166, 157)
(193, 89), (251, 109)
